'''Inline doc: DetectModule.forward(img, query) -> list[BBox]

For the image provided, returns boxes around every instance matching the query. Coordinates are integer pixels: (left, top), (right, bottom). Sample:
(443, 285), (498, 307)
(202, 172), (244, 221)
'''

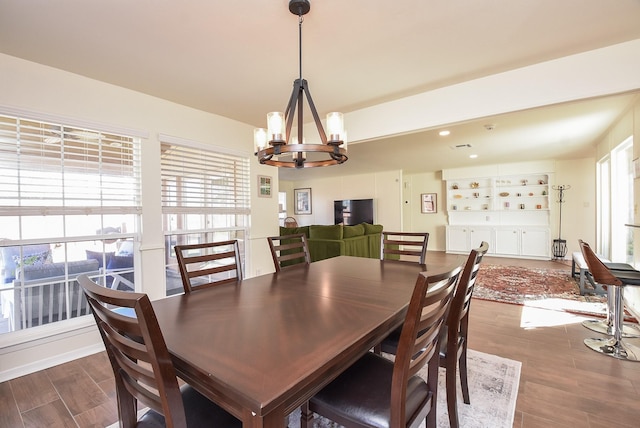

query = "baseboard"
(0, 342), (104, 383)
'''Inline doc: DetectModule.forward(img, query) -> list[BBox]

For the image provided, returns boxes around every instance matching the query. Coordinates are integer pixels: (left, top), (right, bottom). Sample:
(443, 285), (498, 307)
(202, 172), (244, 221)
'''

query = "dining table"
(152, 255), (457, 428)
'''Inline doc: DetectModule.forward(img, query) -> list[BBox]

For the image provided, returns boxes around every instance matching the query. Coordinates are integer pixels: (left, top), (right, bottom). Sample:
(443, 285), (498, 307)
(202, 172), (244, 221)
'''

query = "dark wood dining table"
(152, 255), (455, 428)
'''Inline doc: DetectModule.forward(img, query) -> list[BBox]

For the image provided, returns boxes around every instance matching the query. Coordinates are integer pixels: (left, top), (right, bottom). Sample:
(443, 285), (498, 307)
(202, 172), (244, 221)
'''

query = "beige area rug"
(107, 350), (520, 428)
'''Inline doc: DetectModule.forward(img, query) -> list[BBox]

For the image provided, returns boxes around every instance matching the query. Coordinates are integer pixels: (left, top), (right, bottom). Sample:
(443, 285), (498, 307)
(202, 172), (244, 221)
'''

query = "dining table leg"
(300, 401), (314, 428)
(243, 407), (288, 428)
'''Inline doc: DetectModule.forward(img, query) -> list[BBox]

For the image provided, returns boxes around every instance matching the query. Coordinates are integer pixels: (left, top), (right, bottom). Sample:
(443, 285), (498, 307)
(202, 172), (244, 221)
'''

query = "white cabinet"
(447, 226), (470, 253)
(448, 225), (549, 259)
(520, 227), (550, 258)
(495, 227), (550, 259)
(446, 226), (494, 254)
(495, 228), (520, 255)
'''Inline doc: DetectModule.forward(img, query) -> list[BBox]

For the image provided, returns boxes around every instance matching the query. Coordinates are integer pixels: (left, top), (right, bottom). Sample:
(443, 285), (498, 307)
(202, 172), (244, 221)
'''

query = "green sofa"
(279, 223), (383, 262)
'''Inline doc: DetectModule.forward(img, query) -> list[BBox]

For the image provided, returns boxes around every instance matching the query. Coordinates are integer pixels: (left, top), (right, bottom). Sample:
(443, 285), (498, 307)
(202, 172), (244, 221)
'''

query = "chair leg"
(584, 285), (640, 361)
(446, 359), (459, 428)
(459, 345), (470, 405)
(582, 286), (640, 337)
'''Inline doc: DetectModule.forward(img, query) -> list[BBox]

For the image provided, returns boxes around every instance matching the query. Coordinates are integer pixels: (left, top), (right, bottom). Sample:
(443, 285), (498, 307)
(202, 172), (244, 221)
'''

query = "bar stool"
(578, 240), (640, 338)
(579, 240), (640, 361)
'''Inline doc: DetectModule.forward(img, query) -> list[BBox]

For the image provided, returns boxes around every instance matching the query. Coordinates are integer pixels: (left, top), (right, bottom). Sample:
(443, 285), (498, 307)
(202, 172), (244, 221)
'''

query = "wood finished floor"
(1, 252), (640, 427)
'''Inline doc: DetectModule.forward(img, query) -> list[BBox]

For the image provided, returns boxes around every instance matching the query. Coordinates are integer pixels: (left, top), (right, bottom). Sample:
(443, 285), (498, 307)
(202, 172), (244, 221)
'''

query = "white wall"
(0, 53), (279, 380)
(403, 171), (448, 251)
(282, 170), (403, 230)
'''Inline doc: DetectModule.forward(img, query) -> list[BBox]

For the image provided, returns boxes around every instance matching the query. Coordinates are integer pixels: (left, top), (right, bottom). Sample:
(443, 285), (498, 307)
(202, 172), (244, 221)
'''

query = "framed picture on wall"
(421, 193), (437, 214)
(258, 175), (272, 198)
(294, 188), (312, 215)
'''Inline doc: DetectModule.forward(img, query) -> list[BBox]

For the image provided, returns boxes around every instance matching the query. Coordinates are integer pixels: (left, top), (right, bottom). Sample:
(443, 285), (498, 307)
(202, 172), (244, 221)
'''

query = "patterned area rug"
(107, 350), (521, 428)
(287, 350), (521, 428)
(472, 264), (610, 319)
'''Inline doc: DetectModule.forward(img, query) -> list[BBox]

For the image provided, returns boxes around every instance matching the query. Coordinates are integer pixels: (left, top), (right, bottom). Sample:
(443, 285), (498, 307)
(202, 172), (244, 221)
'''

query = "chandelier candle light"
(254, 0), (348, 169)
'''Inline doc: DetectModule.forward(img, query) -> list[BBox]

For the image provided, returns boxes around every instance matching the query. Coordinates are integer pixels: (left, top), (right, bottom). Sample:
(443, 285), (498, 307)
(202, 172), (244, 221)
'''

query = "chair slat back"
(381, 231), (429, 264)
(447, 241), (490, 344)
(390, 264), (461, 426)
(579, 239), (622, 286)
(175, 240), (243, 293)
(78, 274), (187, 428)
(267, 233), (311, 272)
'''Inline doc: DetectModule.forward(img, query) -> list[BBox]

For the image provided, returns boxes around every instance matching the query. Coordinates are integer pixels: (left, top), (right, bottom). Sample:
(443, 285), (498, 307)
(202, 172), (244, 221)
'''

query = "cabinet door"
(520, 228), (550, 258)
(469, 227), (493, 253)
(446, 227), (469, 253)
(495, 228), (520, 256)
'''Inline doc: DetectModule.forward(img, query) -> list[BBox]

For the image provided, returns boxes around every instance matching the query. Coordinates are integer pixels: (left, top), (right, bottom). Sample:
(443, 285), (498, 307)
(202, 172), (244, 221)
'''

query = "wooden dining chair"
(438, 241), (489, 428)
(301, 264), (462, 428)
(375, 242), (489, 428)
(267, 233), (311, 272)
(380, 231), (429, 264)
(77, 274), (241, 428)
(175, 240), (243, 293)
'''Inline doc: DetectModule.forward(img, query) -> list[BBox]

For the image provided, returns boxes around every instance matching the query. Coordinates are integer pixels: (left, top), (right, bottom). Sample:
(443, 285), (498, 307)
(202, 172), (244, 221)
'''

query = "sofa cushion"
(310, 225), (343, 240)
(343, 224), (365, 238)
(279, 226), (310, 238)
(19, 259), (100, 281)
(86, 250), (115, 269)
(362, 223), (383, 235)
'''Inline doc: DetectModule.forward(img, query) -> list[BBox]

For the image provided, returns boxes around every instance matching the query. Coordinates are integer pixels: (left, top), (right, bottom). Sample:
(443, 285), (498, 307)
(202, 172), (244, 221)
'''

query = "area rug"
(287, 350), (521, 428)
(472, 264), (610, 319)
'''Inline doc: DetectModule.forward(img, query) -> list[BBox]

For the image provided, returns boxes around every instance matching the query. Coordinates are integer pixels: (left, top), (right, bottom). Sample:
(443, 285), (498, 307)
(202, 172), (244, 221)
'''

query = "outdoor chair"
(301, 264), (462, 428)
(175, 240), (243, 293)
(77, 274), (241, 427)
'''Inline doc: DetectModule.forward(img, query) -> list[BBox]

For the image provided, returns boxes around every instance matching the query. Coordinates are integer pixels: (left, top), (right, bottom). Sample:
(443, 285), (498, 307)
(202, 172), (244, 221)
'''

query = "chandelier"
(254, 0), (348, 169)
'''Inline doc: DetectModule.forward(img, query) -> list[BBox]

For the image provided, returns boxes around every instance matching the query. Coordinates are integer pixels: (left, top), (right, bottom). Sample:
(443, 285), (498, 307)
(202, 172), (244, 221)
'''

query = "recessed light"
(439, 130), (450, 136)
(469, 154), (478, 159)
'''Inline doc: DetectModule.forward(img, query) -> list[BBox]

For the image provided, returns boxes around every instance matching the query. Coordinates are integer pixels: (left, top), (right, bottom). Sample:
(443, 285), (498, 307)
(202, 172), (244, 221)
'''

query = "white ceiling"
(1, 1), (640, 180)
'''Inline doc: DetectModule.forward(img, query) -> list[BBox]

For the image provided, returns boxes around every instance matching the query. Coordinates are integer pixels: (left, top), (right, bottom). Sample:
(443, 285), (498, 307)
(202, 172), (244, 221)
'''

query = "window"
(0, 114), (141, 335)
(597, 136), (634, 262)
(160, 137), (250, 295)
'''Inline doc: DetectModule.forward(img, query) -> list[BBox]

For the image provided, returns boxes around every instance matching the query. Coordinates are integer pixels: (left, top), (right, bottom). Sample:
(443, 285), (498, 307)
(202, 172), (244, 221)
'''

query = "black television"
(334, 199), (374, 225)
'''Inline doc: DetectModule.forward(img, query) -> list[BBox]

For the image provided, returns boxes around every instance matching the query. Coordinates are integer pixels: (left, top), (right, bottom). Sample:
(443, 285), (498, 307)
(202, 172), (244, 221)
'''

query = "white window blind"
(160, 143), (250, 215)
(0, 115), (141, 217)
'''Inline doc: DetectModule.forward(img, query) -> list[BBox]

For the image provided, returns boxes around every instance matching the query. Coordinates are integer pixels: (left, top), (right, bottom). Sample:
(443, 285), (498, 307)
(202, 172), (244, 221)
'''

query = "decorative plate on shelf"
(453, 194), (463, 199)
(499, 192), (509, 197)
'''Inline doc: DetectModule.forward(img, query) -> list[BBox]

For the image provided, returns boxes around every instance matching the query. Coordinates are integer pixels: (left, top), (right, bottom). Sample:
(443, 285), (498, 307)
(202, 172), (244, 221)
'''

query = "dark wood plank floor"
(1, 252), (639, 427)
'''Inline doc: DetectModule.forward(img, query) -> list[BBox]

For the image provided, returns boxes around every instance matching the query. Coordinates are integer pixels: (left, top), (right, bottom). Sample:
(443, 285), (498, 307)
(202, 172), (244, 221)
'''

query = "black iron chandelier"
(254, 0), (348, 169)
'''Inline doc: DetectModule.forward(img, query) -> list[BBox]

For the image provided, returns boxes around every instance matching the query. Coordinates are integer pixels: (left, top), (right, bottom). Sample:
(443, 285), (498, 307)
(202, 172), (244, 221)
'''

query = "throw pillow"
(12, 250), (53, 270)
(107, 254), (134, 270)
(343, 224), (365, 238)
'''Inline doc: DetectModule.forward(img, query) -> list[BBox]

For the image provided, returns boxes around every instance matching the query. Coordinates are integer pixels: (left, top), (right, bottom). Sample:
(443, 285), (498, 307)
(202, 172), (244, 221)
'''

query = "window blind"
(0, 115), (141, 216)
(160, 142), (250, 215)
